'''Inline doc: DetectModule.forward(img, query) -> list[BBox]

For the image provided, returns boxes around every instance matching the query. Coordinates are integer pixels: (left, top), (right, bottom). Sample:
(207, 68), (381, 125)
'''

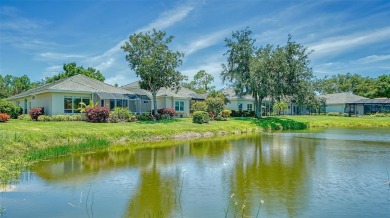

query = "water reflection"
(10, 129), (389, 217)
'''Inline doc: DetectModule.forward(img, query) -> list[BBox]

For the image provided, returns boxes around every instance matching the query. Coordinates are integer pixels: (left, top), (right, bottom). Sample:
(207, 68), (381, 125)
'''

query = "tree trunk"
(258, 98), (263, 119)
(152, 88), (157, 120)
(254, 95), (260, 118)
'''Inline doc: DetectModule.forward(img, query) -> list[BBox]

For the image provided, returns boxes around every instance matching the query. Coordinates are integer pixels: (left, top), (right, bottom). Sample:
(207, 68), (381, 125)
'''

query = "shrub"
(221, 109), (232, 118)
(0, 113), (11, 122)
(18, 114), (32, 121)
(208, 111), (215, 120)
(327, 112), (340, 116)
(341, 113), (349, 117)
(214, 114), (227, 121)
(191, 102), (208, 112)
(138, 113), (154, 121)
(193, 111), (210, 124)
(0, 99), (22, 119)
(85, 106), (110, 123)
(29, 107), (44, 121)
(37, 115), (52, 122)
(157, 108), (176, 119)
(110, 107), (132, 122)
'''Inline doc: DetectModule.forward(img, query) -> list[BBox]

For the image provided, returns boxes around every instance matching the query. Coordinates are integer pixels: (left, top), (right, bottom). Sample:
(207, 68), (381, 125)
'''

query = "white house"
(221, 88), (255, 112)
(319, 92), (367, 114)
(6, 74), (151, 115)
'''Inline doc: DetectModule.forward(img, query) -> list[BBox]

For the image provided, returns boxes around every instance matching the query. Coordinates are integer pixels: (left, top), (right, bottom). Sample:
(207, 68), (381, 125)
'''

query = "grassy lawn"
(0, 115), (389, 184)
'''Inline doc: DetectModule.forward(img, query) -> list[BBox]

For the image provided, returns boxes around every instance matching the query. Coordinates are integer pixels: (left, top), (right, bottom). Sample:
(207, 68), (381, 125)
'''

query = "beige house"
(221, 88), (255, 112)
(6, 74), (151, 115)
(122, 82), (205, 117)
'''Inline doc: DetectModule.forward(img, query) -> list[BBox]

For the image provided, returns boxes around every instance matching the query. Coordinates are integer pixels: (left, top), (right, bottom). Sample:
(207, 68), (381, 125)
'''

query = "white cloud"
(180, 29), (230, 56)
(309, 27), (390, 58)
(136, 4), (194, 33)
(40, 52), (87, 60)
(355, 54), (390, 64)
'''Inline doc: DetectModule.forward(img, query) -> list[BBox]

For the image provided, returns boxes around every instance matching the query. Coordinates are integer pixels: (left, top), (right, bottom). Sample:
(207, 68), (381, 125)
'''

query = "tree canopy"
(221, 28), (314, 118)
(0, 74), (40, 99)
(182, 70), (215, 94)
(45, 62), (105, 84)
(314, 73), (390, 98)
(121, 29), (186, 117)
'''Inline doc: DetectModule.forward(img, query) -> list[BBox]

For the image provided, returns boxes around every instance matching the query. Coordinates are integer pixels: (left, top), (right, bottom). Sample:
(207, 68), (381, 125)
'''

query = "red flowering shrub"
(157, 108), (176, 118)
(0, 113), (10, 122)
(29, 107), (44, 121)
(85, 106), (110, 123)
(208, 111), (215, 120)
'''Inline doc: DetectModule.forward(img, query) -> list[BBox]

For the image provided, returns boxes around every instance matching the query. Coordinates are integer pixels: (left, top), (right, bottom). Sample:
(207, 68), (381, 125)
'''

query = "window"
(101, 100), (105, 107)
(110, 99), (115, 110)
(238, 103), (243, 111)
(116, 99), (123, 108)
(64, 96), (90, 113)
(175, 101), (185, 111)
(247, 104), (253, 111)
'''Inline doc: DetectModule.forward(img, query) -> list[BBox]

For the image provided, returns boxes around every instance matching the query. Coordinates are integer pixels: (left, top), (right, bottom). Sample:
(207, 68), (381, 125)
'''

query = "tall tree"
(0, 74), (40, 99)
(121, 29), (186, 117)
(183, 70), (215, 94)
(45, 62), (105, 83)
(221, 27), (258, 115)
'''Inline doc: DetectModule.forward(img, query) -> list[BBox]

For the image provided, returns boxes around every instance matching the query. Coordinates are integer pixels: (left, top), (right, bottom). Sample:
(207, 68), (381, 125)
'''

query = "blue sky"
(1, 0), (389, 88)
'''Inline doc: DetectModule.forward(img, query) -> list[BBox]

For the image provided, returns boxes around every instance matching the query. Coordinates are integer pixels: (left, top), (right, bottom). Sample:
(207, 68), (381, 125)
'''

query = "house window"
(110, 99), (115, 110)
(101, 100), (105, 107)
(247, 104), (253, 111)
(175, 101), (185, 111)
(238, 103), (243, 111)
(64, 96), (90, 113)
(116, 99), (123, 108)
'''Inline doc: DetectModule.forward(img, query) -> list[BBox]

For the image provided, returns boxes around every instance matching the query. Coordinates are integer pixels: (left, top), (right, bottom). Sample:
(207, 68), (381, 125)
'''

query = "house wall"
(226, 99), (254, 111)
(326, 104), (345, 113)
(356, 105), (364, 115)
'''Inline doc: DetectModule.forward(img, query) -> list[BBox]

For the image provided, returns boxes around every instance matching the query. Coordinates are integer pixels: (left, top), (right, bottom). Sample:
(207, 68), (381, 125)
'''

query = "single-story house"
(6, 74), (151, 115)
(122, 82), (206, 117)
(221, 88), (255, 112)
(319, 92), (367, 114)
(345, 98), (390, 115)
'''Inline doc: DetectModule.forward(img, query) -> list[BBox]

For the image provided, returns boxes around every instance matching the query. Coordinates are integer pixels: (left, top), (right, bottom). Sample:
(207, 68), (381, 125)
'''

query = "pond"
(1, 128), (390, 217)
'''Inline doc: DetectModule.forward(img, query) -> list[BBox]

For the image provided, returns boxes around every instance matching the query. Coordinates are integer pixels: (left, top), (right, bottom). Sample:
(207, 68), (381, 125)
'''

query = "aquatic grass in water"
(25, 139), (109, 162)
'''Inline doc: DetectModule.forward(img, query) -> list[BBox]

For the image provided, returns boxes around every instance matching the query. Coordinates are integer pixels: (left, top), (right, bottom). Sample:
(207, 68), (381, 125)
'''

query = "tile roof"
(318, 92), (367, 104)
(6, 74), (134, 100)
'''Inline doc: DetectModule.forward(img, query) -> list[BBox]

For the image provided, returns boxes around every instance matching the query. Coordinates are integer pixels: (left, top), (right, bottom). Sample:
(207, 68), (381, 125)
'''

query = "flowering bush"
(221, 109), (232, 118)
(29, 107), (44, 121)
(0, 99), (22, 118)
(85, 106), (110, 123)
(0, 113), (10, 122)
(157, 108), (176, 119)
(208, 111), (215, 120)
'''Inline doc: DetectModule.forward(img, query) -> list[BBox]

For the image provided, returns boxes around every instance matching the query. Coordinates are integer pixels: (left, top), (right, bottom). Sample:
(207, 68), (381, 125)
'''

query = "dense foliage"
(109, 107), (133, 122)
(190, 101), (208, 112)
(0, 75), (40, 99)
(0, 113), (10, 122)
(192, 111), (210, 124)
(314, 73), (390, 98)
(85, 106), (110, 123)
(221, 28), (314, 118)
(182, 70), (215, 94)
(29, 107), (44, 121)
(45, 62), (105, 84)
(0, 99), (22, 118)
(122, 29), (186, 117)
(157, 108), (176, 119)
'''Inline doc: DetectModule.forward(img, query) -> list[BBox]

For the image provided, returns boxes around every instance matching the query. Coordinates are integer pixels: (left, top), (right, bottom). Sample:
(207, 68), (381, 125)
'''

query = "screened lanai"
(345, 98), (390, 115)
(93, 92), (151, 114)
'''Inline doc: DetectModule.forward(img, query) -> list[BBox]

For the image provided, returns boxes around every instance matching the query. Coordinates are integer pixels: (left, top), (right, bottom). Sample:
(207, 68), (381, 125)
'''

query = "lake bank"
(1, 116), (389, 184)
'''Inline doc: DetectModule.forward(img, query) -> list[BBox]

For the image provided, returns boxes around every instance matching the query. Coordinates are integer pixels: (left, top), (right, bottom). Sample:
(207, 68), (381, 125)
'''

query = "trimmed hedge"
(193, 111), (210, 124)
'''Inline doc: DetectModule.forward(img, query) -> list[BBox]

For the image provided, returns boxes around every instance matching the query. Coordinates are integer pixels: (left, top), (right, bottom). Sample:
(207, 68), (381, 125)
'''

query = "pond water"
(1, 128), (390, 218)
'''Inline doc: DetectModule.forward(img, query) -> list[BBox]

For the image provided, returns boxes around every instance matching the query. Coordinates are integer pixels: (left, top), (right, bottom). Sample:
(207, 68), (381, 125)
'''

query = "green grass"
(0, 116), (389, 184)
